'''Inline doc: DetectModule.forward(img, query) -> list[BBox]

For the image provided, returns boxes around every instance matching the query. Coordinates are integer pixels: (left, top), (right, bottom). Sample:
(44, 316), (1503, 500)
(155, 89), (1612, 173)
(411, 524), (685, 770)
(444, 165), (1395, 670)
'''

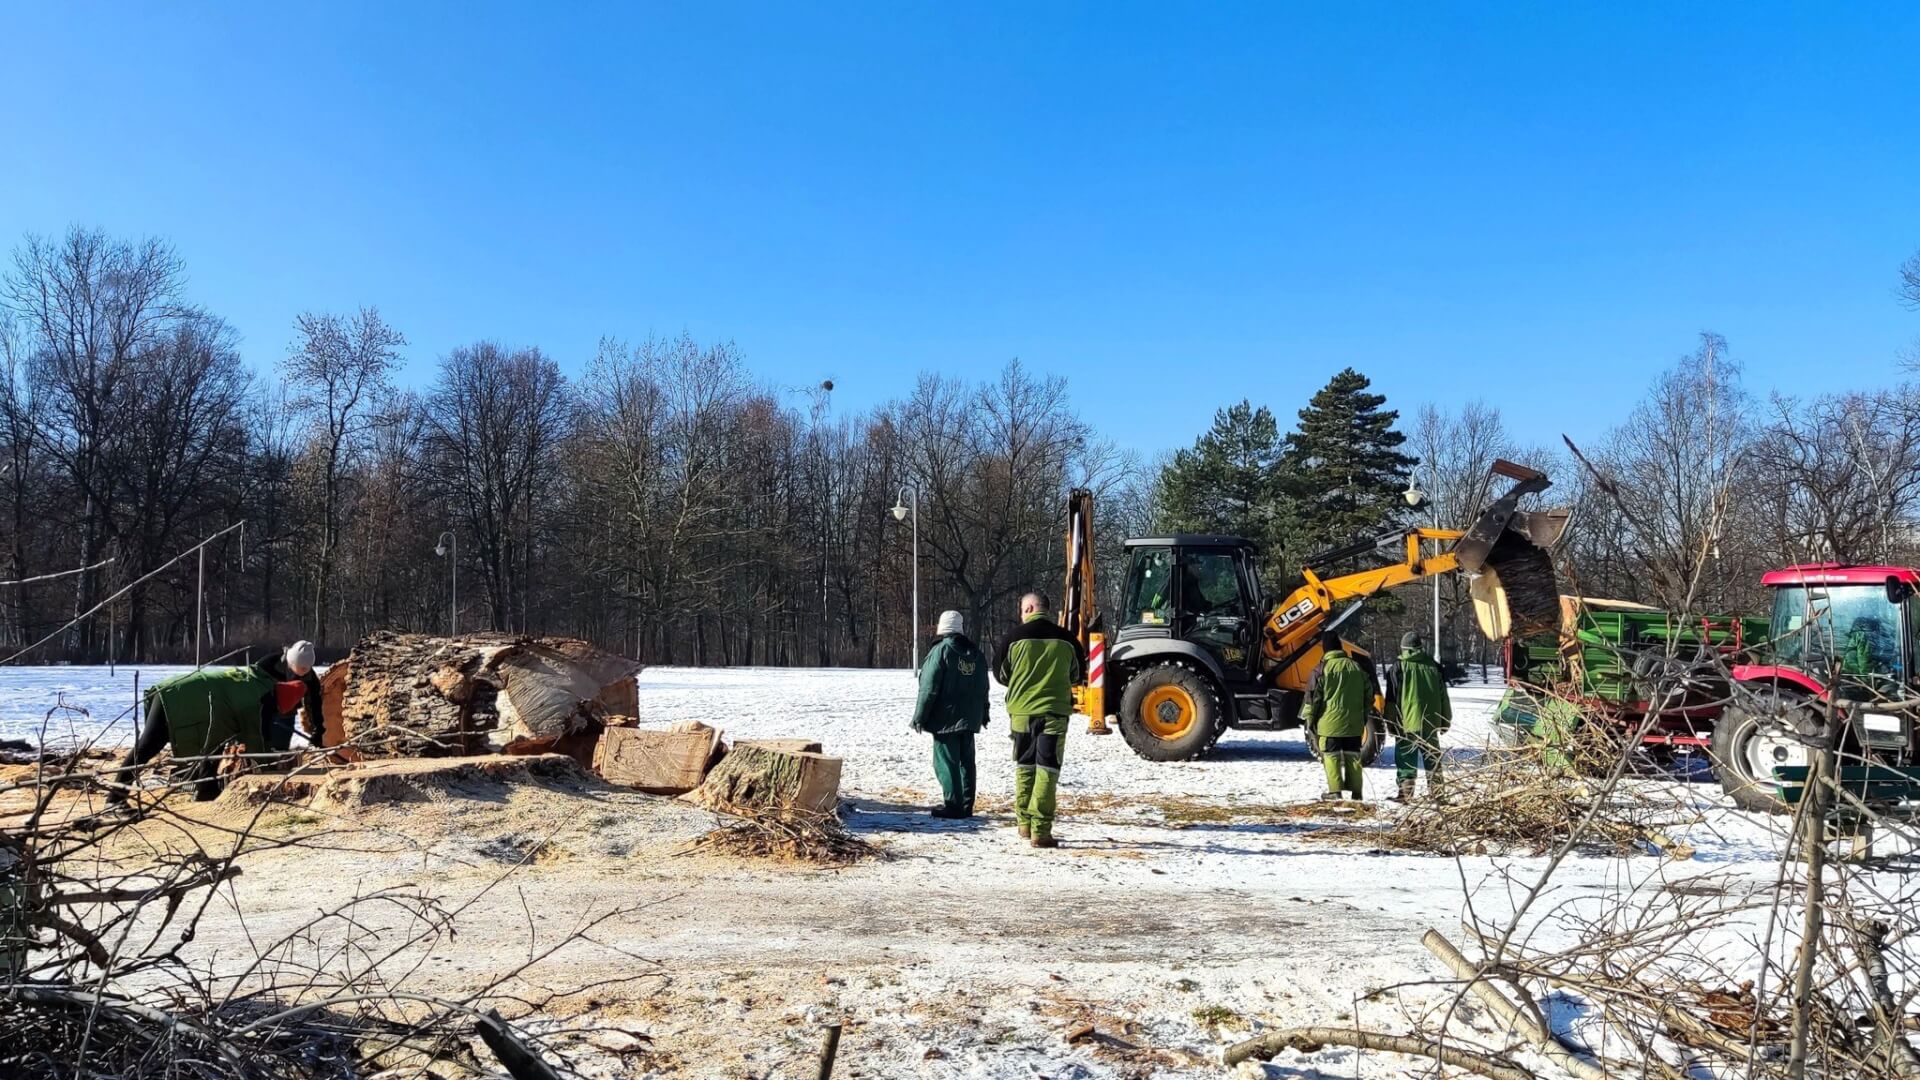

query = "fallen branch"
(1423, 928), (1612, 1080)
(1221, 1025), (1536, 1079)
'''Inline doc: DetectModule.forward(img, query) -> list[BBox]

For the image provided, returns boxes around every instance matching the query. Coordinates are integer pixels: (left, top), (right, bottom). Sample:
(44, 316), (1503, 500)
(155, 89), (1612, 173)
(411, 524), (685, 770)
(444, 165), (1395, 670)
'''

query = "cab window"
(1179, 551), (1245, 620)
(1122, 548), (1173, 627)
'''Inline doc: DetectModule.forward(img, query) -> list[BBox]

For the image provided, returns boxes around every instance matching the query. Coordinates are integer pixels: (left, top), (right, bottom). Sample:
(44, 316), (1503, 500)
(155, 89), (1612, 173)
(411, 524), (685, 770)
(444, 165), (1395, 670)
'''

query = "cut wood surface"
(691, 742), (841, 817)
(597, 725), (720, 794)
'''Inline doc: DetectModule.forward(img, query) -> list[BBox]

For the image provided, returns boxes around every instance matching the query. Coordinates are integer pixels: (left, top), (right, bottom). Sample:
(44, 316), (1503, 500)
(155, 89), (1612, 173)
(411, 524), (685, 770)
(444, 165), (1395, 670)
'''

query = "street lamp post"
(434, 530), (457, 637)
(890, 486), (920, 671)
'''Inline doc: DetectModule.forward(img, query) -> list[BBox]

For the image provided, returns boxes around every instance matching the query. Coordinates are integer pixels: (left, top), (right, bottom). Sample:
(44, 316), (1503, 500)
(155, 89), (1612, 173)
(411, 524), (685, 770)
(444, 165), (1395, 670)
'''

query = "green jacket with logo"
(146, 666), (275, 761)
(1301, 650), (1370, 739)
(911, 633), (991, 736)
(1388, 649), (1452, 735)
(992, 613), (1084, 718)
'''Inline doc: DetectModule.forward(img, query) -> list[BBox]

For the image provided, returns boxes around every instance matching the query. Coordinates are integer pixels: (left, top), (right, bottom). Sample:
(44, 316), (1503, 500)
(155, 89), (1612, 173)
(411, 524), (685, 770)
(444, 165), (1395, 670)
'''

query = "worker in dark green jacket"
(912, 610), (991, 818)
(1301, 631), (1370, 800)
(993, 592), (1084, 847)
(1385, 632), (1452, 800)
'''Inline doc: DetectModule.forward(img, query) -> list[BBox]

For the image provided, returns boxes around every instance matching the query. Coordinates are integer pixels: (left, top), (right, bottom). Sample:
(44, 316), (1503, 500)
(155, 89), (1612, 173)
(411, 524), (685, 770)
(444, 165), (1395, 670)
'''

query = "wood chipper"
(1059, 460), (1569, 762)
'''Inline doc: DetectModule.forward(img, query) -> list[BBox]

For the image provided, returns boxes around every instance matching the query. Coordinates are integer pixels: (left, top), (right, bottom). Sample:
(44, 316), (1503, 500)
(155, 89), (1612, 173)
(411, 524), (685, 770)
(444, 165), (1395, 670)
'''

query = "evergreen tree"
(1281, 368), (1418, 562)
(1153, 400), (1291, 565)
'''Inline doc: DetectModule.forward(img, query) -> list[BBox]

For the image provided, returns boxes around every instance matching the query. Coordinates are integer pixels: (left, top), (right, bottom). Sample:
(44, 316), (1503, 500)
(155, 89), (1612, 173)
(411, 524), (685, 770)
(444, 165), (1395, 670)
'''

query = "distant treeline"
(2, 226), (1917, 666)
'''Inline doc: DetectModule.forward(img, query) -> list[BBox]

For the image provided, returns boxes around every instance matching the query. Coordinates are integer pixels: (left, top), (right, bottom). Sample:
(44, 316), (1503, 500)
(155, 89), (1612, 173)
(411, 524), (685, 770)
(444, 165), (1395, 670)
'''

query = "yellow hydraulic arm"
(1258, 527), (1465, 692)
(1061, 488), (1110, 733)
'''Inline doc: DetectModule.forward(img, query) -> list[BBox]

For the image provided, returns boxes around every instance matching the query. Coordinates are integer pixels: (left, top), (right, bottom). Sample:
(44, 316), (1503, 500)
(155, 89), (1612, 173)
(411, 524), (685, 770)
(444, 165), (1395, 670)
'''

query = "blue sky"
(3, 3), (1917, 457)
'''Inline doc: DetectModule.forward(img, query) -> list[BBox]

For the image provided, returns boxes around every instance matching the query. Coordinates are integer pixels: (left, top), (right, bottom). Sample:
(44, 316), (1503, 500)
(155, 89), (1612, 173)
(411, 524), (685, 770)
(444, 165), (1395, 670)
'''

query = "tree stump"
(691, 743), (842, 817)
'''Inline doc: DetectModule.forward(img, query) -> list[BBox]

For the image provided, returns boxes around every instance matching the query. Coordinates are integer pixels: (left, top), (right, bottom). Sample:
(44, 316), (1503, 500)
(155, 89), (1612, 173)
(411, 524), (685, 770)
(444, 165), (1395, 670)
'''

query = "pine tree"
(1281, 368), (1418, 562)
(1153, 400), (1289, 555)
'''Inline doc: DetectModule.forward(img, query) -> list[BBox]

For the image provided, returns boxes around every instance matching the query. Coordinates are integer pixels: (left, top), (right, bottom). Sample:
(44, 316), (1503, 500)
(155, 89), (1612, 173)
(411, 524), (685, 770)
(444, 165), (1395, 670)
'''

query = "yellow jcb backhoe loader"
(1059, 460), (1568, 763)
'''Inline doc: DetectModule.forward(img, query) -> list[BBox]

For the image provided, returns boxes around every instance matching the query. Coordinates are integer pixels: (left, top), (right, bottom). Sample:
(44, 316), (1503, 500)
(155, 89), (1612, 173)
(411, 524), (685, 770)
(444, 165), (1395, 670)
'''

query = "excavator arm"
(1061, 488), (1110, 732)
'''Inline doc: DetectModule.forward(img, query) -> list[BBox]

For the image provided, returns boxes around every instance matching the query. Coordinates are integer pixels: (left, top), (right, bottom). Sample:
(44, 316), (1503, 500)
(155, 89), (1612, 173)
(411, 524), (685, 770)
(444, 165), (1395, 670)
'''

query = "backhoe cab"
(1065, 461), (1566, 763)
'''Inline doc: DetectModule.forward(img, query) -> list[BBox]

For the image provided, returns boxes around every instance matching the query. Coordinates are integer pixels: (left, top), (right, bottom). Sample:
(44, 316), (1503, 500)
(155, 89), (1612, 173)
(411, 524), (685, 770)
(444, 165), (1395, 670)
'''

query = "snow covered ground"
(0, 663), (174, 746)
(6, 664), (1823, 1077)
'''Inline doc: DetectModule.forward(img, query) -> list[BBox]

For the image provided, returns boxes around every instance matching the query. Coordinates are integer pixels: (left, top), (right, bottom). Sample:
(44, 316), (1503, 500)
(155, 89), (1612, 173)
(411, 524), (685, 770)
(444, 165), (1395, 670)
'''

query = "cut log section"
(339, 631), (643, 758)
(596, 724), (722, 795)
(690, 742), (842, 818)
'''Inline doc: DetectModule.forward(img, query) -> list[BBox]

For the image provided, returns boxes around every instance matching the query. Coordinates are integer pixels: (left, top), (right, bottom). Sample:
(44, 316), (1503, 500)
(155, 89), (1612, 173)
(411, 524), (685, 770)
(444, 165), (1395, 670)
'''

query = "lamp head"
(891, 503), (909, 522)
(1402, 482), (1426, 509)
(435, 541), (448, 557)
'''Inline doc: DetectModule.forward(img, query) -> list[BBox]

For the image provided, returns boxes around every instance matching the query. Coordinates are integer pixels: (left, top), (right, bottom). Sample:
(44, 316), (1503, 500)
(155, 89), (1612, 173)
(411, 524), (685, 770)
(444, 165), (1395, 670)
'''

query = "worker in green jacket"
(106, 665), (299, 803)
(911, 610), (991, 819)
(1302, 631), (1370, 800)
(993, 592), (1085, 848)
(1385, 632), (1452, 800)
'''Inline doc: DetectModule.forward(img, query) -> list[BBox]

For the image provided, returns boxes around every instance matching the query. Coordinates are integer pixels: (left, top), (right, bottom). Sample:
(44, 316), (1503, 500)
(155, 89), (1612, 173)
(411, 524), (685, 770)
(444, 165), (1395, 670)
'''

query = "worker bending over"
(106, 663), (307, 803)
(911, 610), (990, 819)
(1386, 631), (1452, 801)
(251, 639), (323, 750)
(1303, 631), (1369, 800)
(994, 592), (1084, 848)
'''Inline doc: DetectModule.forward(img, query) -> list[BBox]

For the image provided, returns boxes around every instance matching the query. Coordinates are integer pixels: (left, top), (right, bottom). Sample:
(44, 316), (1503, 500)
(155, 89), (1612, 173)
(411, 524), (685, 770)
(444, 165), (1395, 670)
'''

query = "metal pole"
(1431, 462), (1441, 659)
(451, 533), (459, 638)
(910, 487), (920, 672)
(195, 544), (205, 668)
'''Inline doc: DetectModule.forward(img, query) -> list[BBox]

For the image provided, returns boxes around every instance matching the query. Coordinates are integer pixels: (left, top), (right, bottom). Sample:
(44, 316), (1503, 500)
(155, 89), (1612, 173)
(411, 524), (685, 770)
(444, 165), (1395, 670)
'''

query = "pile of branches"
(1368, 729), (1702, 858)
(1, 698), (639, 1079)
(683, 807), (881, 867)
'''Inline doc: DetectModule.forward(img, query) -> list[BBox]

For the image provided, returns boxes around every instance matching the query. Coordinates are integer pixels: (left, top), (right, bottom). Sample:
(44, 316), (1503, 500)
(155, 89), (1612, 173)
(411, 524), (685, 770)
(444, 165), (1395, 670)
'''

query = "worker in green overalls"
(1386, 631), (1452, 801)
(1302, 631), (1369, 800)
(911, 610), (991, 818)
(105, 665), (300, 803)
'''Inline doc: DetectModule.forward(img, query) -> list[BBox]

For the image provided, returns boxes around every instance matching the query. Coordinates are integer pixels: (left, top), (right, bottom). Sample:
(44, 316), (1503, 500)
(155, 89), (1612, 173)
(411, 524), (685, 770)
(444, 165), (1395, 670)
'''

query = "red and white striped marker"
(1085, 634), (1112, 734)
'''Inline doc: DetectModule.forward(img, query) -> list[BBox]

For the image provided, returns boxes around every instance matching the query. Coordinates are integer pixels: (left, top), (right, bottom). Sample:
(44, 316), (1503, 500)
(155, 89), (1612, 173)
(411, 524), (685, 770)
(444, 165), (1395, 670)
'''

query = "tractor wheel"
(1304, 716), (1387, 766)
(1708, 691), (1815, 815)
(1118, 664), (1223, 761)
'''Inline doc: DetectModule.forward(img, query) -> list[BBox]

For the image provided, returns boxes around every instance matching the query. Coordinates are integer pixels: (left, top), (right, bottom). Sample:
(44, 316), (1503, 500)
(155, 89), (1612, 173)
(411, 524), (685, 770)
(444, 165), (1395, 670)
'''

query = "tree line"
(2, 225), (1918, 667)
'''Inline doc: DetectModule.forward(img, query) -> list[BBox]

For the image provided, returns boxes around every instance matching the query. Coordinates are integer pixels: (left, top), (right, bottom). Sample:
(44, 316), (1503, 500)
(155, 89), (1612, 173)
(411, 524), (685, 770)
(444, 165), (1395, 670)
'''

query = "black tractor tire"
(1708, 691), (1815, 815)
(1117, 663), (1225, 762)
(1304, 716), (1387, 766)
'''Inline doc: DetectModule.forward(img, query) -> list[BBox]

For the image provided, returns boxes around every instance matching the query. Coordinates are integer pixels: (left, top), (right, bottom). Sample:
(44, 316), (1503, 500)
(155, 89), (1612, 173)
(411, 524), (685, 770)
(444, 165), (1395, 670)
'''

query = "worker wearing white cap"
(910, 610), (990, 818)
(251, 640), (323, 750)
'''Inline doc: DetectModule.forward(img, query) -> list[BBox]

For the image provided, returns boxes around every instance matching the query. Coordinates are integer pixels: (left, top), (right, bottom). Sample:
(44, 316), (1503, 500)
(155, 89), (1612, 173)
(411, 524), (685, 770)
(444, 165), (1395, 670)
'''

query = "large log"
(339, 632), (642, 758)
(596, 724), (721, 794)
(690, 742), (841, 818)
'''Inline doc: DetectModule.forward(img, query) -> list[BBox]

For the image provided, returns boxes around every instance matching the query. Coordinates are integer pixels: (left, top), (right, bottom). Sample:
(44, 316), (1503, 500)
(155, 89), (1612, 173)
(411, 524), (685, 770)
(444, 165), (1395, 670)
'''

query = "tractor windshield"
(1770, 584), (1905, 680)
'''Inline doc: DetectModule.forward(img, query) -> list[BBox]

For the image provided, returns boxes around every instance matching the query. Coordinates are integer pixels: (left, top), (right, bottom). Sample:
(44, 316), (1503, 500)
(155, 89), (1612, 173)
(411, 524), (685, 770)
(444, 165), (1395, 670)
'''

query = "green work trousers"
(932, 731), (977, 815)
(1320, 734), (1363, 798)
(1012, 713), (1069, 838)
(1395, 729), (1444, 788)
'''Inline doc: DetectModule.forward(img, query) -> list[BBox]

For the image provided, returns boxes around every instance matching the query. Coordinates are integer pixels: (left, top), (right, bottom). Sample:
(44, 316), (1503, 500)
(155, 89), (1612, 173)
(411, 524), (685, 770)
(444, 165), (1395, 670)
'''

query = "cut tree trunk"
(691, 743), (841, 818)
(339, 632), (642, 758)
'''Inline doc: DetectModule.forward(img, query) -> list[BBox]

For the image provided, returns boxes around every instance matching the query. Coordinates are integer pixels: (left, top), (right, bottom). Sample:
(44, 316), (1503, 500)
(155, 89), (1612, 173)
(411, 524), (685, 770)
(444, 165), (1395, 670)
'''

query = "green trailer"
(1497, 596), (1767, 753)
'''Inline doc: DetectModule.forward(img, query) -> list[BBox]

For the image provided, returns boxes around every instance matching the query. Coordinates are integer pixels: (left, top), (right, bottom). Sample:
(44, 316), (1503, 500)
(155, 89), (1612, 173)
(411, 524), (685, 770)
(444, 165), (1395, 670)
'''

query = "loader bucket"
(1451, 460), (1566, 640)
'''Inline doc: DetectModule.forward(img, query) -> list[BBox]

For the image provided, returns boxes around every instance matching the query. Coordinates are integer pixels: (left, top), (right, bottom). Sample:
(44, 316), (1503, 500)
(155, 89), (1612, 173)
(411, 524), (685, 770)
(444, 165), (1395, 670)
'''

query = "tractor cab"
(1116, 535), (1265, 682)
(1760, 564), (1920, 699)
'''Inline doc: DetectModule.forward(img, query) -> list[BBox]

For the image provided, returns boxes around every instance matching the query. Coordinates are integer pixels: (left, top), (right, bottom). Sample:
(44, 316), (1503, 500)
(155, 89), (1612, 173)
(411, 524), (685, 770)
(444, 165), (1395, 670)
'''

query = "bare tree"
(285, 308), (404, 643)
(422, 342), (569, 632)
(1565, 332), (1759, 612)
(1751, 387), (1920, 564)
(3, 229), (188, 656)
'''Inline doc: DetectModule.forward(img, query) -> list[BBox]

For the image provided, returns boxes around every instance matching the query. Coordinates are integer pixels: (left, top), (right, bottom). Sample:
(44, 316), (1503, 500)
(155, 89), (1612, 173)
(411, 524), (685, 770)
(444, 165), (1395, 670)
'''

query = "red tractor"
(1713, 563), (1918, 813)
